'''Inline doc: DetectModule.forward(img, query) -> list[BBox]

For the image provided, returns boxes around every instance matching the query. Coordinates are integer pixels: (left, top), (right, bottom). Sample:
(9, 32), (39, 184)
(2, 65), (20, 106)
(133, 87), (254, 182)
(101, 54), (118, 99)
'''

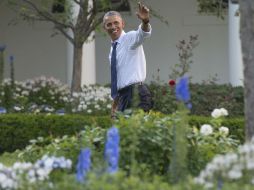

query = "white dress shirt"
(108, 24), (152, 90)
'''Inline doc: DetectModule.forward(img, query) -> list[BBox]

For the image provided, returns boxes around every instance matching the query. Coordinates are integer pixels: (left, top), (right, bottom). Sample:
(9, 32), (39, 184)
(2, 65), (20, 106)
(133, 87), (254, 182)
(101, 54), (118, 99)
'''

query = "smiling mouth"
(112, 29), (118, 34)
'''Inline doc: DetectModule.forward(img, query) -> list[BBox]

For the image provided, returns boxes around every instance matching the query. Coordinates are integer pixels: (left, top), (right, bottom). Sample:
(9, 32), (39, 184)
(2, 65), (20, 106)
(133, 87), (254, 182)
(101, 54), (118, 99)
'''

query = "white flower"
(45, 106), (54, 112)
(94, 104), (100, 109)
(224, 153), (238, 168)
(246, 158), (254, 170)
(200, 124), (213, 136)
(62, 96), (68, 102)
(14, 106), (22, 111)
(211, 109), (222, 118)
(220, 108), (228, 116)
(211, 108), (229, 118)
(13, 162), (32, 171)
(82, 104), (87, 110)
(21, 90), (29, 96)
(211, 155), (225, 168)
(0, 173), (7, 183)
(36, 168), (50, 180)
(227, 167), (242, 179)
(219, 126), (229, 136)
(34, 109), (40, 114)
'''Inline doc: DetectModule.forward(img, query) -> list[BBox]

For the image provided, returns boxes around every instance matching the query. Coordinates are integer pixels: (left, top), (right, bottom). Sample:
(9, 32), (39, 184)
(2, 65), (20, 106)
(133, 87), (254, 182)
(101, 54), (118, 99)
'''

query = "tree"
(196, 0), (228, 18)
(5, 0), (167, 92)
(196, 0), (254, 141)
(239, 0), (254, 141)
(5, 0), (129, 92)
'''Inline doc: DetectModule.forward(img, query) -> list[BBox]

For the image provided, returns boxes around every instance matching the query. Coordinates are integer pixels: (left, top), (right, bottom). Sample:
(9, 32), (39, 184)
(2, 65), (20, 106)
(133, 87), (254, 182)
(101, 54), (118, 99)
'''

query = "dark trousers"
(117, 83), (153, 112)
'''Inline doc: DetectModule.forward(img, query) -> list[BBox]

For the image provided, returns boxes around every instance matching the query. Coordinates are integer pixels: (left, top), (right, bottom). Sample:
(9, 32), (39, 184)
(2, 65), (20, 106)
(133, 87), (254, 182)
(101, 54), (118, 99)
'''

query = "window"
(98, 0), (131, 12)
(112, 0), (130, 12)
(231, 0), (238, 4)
(213, 0), (228, 10)
(52, 0), (65, 13)
(51, 0), (131, 14)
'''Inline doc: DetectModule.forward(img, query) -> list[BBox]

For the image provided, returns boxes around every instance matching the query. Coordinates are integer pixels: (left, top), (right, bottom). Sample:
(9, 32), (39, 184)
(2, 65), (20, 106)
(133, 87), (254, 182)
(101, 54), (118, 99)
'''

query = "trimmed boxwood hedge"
(0, 114), (112, 153)
(189, 115), (245, 142)
(0, 114), (244, 154)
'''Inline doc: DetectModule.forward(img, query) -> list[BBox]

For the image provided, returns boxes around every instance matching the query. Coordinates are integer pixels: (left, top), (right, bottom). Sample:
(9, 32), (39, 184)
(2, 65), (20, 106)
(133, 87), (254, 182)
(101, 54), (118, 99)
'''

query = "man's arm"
(136, 2), (150, 32)
(141, 20), (150, 32)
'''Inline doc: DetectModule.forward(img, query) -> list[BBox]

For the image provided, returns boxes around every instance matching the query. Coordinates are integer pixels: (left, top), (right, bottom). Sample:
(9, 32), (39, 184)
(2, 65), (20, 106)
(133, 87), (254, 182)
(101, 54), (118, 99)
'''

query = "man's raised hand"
(136, 2), (150, 24)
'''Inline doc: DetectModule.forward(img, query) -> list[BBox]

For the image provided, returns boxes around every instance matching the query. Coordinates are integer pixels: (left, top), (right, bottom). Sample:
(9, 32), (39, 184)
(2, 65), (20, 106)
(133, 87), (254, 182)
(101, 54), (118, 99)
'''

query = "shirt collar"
(111, 31), (126, 45)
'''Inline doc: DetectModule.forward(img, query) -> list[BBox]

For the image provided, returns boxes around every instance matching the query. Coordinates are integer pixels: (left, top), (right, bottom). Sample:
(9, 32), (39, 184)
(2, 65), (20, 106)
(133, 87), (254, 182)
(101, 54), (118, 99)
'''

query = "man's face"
(104, 15), (125, 41)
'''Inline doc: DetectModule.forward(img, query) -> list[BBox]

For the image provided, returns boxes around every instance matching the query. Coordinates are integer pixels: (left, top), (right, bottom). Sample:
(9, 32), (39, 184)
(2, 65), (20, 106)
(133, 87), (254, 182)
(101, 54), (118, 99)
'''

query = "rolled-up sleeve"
(138, 24), (152, 38)
(131, 24), (152, 49)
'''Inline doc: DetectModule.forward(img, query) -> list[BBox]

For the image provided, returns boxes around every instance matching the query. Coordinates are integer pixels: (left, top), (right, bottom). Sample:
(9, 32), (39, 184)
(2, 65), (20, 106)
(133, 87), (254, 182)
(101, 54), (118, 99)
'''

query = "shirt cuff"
(138, 24), (152, 37)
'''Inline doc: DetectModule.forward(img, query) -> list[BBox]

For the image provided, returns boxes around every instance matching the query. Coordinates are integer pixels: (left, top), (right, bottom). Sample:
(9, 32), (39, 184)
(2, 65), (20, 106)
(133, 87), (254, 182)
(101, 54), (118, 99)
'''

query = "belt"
(118, 82), (143, 93)
(134, 82), (143, 86)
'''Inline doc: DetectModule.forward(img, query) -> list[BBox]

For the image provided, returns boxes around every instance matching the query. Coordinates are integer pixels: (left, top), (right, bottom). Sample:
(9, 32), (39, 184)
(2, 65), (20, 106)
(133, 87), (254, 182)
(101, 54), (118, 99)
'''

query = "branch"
(55, 24), (74, 45)
(21, 0), (74, 29)
(86, 14), (103, 38)
(72, 0), (81, 6)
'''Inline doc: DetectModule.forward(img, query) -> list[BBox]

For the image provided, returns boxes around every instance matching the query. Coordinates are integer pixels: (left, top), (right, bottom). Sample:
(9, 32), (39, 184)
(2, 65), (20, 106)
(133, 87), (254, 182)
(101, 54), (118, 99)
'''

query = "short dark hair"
(103, 11), (122, 25)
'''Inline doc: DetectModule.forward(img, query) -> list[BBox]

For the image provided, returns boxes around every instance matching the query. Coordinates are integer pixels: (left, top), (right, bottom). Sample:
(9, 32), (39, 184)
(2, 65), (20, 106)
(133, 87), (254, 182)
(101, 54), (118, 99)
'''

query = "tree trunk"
(71, 44), (83, 92)
(239, 0), (254, 141)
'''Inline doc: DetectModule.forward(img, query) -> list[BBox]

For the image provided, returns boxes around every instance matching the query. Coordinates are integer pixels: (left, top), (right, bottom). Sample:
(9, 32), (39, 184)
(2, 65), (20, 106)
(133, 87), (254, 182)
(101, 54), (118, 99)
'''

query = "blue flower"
(0, 45), (6, 52)
(175, 76), (190, 103)
(56, 108), (65, 115)
(76, 148), (91, 182)
(186, 102), (192, 109)
(0, 107), (7, 114)
(105, 126), (120, 174)
(9, 55), (14, 62)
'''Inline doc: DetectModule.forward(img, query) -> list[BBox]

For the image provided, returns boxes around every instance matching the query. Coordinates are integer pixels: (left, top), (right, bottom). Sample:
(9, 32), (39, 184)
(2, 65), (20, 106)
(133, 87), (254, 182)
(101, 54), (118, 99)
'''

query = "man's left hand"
(136, 2), (150, 24)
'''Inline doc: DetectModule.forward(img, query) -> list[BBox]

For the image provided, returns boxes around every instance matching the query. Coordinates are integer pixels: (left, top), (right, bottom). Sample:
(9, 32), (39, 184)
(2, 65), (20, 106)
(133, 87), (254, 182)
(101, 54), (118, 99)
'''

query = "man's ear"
(102, 23), (106, 31)
(122, 20), (125, 28)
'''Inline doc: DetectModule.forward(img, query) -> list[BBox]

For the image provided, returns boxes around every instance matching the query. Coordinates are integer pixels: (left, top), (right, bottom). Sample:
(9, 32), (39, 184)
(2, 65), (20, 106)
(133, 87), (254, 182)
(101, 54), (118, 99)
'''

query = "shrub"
(0, 114), (111, 153)
(189, 115), (245, 143)
(0, 77), (112, 115)
(0, 111), (241, 189)
(149, 82), (244, 117)
(195, 137), (254, 188)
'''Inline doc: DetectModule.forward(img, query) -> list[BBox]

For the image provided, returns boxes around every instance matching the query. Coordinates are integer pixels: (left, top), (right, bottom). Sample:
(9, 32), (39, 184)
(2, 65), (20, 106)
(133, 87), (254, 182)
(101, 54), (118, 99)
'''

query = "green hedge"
(0, 112), (245, 182)
(0, 114), (244, 154)
(189, 115), (245, 142)
(149, 83), (244, 116)
(0, 114), (111, 153)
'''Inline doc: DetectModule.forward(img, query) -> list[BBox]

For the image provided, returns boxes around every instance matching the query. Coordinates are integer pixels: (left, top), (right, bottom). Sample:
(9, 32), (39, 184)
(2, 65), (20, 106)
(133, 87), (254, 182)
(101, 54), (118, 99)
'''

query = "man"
(103, 2), (153, 118)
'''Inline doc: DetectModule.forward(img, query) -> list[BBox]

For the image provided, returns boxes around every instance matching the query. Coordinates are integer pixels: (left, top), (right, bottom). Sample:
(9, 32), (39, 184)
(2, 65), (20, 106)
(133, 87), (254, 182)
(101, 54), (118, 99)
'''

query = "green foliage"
(188, 128), (239, 176)
(0, 125), (107, 170)
(149, 82), (244, 117)
(196, 0), (228, 19)
(0, 77), (112, 115)
(15, 172), (203, 190)
(0, 112), (243, 160)
(114, 111), (239, 178)
(149, 78), (178, 114)
(0, 111), (242, 189)
(169, 35), (199, 80)
(189, 115), (245, 142)
(190, 83), (244, 116)
(169, 104), (189, 183)
(0, 76), (244, 117)
(115, 111), (173, 177)
(0, 114), (111, 153)
(7, 0), (73, 25)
